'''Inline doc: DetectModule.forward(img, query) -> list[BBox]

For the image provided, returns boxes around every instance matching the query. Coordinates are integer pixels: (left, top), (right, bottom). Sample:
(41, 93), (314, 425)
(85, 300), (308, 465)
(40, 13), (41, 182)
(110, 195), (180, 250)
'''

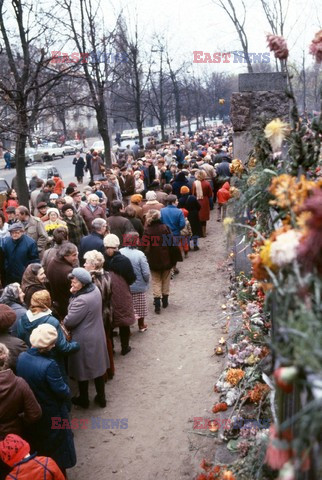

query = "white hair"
(83, 249), (105, 269)
(88, 194), (99, 202)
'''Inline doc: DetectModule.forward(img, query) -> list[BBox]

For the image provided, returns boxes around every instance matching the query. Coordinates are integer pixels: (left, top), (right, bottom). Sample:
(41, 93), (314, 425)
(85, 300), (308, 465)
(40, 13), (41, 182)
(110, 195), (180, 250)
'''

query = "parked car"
(120, 129), (139, 140)
(10, 150), (30, 167)
(63, 142), (77, 155)
(37, 142), (65, 159)
(25, 164), (62, 186)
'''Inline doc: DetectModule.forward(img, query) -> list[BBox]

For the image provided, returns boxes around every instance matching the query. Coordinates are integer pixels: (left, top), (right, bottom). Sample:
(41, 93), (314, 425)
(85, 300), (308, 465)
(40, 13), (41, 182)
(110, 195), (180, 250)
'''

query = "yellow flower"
(259, 240), (276, 269)
(248, 157), (257, 169)
(264, 118), (290, 152)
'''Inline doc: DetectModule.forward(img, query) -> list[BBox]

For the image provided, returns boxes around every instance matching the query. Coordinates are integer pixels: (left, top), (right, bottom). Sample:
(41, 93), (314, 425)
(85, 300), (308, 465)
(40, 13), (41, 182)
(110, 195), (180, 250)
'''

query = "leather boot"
(162, 295), (169, 308)
(154, 297), (161, 314)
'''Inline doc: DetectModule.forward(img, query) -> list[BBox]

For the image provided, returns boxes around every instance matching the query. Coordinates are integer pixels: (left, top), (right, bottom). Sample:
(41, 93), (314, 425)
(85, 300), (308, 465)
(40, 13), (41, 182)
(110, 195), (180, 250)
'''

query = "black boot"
(94, 376), (106, 408)
(120, 326), (131, 355)
(72, 381), (89, 408)
(154, 297), (161, 314)
(162, 295), (169, 308)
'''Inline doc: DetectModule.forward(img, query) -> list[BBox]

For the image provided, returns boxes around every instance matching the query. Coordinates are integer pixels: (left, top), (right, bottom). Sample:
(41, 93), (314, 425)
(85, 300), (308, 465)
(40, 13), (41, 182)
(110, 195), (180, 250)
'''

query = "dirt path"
(69, 212), (231, 480)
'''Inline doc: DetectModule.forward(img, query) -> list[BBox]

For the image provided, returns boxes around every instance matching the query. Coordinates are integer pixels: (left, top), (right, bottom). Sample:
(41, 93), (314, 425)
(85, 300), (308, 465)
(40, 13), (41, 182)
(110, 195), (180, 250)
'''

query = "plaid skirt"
(132, 292), (148, 319)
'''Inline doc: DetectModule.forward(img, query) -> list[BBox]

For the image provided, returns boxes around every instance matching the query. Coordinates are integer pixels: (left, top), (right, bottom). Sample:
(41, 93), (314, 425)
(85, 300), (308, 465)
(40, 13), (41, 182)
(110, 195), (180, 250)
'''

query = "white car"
(121, 129), (139, 140)
(91, 140), (104, 153)
(37, 142), (65, 159)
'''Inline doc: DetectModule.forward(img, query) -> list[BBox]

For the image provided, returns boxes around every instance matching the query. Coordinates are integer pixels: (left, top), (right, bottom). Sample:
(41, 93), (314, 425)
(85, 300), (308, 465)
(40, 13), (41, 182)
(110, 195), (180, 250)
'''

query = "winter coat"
(62, 214), (88, 247)
(0, 333), (27, 372)
(119, 247), (150, 293)
(104, 251), (136, 286)
(90, 270), (112, 331)
(4, 454), (65, 480)
(90, 155), (105, 176)
(192, 180), (212, 222)
(127, 216), (144, 237)
(215, 160), (232, 179)
(178, 194), (202, 237)
(22, 216), (49, 257)
(142, 201), (164, 223)
(46, 257), (73, 319)
(73, 156), (86, 178)
(0, 301), (27, 337)
(160, 204), (186, 236)
(2, 199), (19, 222)
(217, 181), (231, 204)
(53, 176), (65, 196)
(0, 368), (41, 440)
(172, 172), (190, 198)
(16, 349), (76, 470)
(106, 214), (134, 246)
(16, 312), (79, 376)
(63, 284), (109, 381)
(143, 221), (174, 271)
(80, 204), (106, 232)
(110, 272), (135, 328)
(119, 174), (135, 196)
(78, 232), (105, 265)
(3, 235), (39, 285)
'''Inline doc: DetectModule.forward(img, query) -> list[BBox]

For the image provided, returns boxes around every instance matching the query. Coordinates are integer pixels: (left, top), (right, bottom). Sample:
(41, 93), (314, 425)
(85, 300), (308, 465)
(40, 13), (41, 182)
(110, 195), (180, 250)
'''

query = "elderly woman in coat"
(0, 283), (26, 336)
(63, 268), (109, 408)
(104, 234), (136, 355)
(191, 169), (212, 237)
(0, 305), (26, 372)
(83, 250), (114, 380)
(16, 324), (76, 475)
(21, 263), (47, 308)
(120, 232), (150, 332)
(16, 290), (79, 379)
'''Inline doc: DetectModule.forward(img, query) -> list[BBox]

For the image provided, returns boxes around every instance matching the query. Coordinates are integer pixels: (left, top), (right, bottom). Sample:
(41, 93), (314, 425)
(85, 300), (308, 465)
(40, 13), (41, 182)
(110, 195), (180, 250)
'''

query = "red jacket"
(217, 182), (231, 204)
(53, 177), (64, 196)
(6, 455), (64, 479)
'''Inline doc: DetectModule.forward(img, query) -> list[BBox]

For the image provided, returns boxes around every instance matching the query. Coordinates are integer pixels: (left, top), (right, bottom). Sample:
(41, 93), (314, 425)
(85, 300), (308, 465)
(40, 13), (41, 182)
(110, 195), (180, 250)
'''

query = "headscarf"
(130, 194), (142, 204)
(0, 283), (23, 306)
(30, 290), (51, 314)
(194, 171), (205, 200)
(21, 264), (44, 292)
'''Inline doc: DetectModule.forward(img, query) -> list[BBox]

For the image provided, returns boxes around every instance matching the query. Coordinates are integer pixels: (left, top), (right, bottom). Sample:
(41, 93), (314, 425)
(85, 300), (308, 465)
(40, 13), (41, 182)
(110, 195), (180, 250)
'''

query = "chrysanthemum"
(264, 118), (290, 152)
(270, 230), (302, 267)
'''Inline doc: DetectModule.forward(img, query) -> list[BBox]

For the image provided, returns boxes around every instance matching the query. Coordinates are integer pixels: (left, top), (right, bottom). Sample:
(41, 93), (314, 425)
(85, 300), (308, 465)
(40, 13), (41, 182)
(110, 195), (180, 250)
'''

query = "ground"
(68, 212), (231, 480)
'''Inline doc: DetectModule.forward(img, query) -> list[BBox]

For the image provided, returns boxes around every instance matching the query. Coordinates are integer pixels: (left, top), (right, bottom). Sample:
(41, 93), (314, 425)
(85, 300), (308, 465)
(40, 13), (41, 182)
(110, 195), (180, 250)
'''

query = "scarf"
(195, 180), (203, 200)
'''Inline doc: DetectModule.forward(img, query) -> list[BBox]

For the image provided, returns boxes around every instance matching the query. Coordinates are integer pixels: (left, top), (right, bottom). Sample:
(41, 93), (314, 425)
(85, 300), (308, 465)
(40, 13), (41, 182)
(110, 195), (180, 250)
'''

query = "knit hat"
(61, 203), (75, 214)
(130, 194), (142, 204)
(0, 434), (30, 467)
(69, 267), (92, 285)
(146, 191), (157, 201)
(47, 208), (59, 217)
(0, 304), (16, 332)
(103, 233), (120, 248)
(30, 323), (58, 349)
(180, 186), (190, 194)
(36, 202), (48, 209)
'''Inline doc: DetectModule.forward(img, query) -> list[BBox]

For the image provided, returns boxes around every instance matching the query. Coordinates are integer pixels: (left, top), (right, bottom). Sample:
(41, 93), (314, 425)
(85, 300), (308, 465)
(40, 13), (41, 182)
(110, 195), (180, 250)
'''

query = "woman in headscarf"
(41, 226), (69, 275)
(16, 324), (77, 476)
(21, 263), (47, 308)
(83, 250), (114, 380)
(16, 290), (79, 379)
(191, 170), (212, 237)
(178, 185), (202, 250)
(0, 283), (27, 336)
(129, 194), (143, 220)
(43, 208), (67, 238)
(63, 268), (109, 408)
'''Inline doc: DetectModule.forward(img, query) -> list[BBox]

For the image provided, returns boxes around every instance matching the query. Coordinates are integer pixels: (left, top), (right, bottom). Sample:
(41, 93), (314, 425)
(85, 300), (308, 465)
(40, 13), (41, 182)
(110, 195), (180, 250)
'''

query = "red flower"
(265, 425), (293, 469)
(309, 30), (322, 63)
(200, 459), (212, 472)
(267, 34), (289, 60)
(212, 402), (228, 413)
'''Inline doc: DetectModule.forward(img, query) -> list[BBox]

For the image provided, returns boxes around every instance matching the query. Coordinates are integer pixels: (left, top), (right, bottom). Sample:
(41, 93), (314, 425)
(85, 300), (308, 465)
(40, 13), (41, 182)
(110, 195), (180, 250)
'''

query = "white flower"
(270, 230), (302, 267)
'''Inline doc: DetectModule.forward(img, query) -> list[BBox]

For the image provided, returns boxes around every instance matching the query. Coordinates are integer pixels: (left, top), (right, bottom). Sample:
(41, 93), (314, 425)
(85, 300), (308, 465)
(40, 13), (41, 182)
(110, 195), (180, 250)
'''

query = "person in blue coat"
(3, 223), (39, 285)
(16, 290), (79, 380)
(160, 195), (186, 236)
(16, 323), (77, 475)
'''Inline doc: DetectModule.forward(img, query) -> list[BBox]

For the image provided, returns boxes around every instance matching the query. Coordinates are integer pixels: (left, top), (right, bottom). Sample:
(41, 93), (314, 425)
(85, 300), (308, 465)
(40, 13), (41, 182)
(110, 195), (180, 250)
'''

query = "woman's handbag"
(60, 322), (72, 342)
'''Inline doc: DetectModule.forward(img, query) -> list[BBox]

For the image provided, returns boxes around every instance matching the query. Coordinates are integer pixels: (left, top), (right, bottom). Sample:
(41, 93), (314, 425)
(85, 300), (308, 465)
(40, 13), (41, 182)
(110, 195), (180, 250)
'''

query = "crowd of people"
(0, 125), (234, 479)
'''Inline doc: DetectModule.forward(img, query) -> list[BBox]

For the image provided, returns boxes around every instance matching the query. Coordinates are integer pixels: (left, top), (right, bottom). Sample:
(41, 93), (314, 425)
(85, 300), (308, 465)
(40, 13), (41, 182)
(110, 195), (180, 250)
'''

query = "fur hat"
(103, 233), (120, 249)
(46, 208), (60, 217)
(130, 194), (142, 204)
(30, 323), (58, 349)
(0, 434), (30, 467)
(61, 203), (75, 214)
(146, 191), (157, 201)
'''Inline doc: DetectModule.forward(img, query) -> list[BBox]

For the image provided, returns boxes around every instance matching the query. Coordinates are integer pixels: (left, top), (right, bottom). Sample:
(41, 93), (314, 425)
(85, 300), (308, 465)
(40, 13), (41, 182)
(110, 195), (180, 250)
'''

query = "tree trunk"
(15, 131), (29, 207)
(96, 104), (111, 167)
(174, 88), (181, 136)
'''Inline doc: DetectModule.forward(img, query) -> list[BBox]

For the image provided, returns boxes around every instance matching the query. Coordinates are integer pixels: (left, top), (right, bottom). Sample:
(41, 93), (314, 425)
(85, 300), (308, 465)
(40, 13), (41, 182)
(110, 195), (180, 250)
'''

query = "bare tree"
(212, 0), (253, 73)
(0, 0), (78, 205)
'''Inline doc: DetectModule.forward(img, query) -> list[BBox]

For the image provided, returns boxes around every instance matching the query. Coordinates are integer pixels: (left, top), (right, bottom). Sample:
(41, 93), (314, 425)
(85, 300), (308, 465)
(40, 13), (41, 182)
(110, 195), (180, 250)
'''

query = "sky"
(106, 0), (321, 73)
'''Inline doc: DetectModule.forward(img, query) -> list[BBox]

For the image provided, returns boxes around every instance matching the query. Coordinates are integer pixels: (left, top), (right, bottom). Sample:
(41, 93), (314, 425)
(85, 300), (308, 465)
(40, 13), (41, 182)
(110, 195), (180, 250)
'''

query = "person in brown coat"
(99, 177), (117, 213)
(118, 168), (135, 206)
(46, 243), (78, 320)
(0, 305), (27, 372)
(143, 209), (176, 313)
(0, 343), (42, 440)
(80, 194), (107, 232)
(129, 194), (144, 220)
(106, 201), (134, 247)
(141, 191), (164, 224)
